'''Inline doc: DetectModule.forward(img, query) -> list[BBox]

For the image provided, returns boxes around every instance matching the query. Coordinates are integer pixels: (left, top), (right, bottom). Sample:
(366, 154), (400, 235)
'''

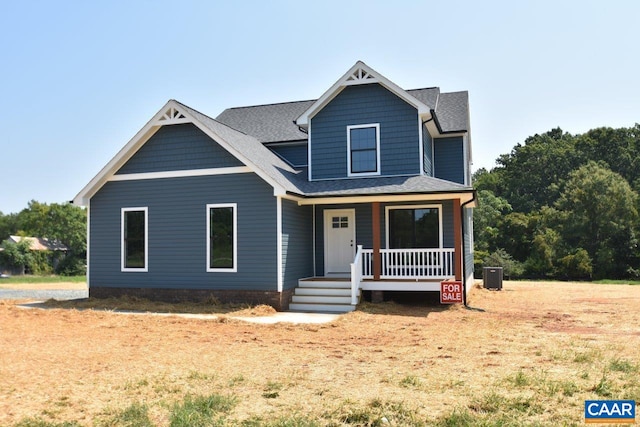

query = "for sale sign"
(440, 280), (463, 304)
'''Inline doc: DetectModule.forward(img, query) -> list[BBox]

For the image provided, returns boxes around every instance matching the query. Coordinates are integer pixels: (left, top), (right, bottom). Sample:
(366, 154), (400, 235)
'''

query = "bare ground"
(1, 281), (639, 425)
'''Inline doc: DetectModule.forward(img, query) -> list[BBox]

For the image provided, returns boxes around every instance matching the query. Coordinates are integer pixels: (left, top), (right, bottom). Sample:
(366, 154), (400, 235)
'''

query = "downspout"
(460, 190), (477, 309)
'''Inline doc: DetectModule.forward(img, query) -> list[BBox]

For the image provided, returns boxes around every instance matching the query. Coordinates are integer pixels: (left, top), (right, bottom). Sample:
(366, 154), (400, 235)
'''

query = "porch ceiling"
(296, 191), (476, 206)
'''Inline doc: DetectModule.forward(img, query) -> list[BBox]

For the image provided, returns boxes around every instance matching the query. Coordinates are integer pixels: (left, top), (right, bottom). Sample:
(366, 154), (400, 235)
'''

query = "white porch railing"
(350, 245), (364, 305)
(361, 248), (455, 279)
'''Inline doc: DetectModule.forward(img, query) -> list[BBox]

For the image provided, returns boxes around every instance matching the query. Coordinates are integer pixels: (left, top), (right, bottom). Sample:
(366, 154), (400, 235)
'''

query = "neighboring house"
(74, 61), (476, 312)
(0, 235), (69, 275)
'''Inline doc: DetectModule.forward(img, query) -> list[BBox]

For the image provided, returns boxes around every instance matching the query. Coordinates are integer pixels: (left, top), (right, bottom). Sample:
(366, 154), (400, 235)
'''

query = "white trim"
(298, 192), (476, 206)
(307, 120), (313, 181)
(385, 204), (443, 249)
(109, 166), (252, 182)
(121, 207), (148, 272)
(312, 204), (317, 277)
(206, 203), (238, 273)
(347, 123), (381, 177)
(276, 196), (283, 292)
(323, 208), (356, 275)
(296, 61), (431, 127)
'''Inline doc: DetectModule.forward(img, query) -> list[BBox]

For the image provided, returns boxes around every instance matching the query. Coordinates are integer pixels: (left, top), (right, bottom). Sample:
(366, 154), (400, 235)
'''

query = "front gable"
(74, 100), (299, 206)
(309, 83), (421, 180)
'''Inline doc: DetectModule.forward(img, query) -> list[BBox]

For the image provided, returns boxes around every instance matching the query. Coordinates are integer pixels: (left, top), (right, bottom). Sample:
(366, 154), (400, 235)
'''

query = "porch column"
(453, 198), (463, 281)
(372, 202), (381, 280)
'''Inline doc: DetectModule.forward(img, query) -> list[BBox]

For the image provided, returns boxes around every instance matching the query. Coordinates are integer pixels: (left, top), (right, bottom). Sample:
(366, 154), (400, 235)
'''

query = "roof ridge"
(223, 99), (317, 111)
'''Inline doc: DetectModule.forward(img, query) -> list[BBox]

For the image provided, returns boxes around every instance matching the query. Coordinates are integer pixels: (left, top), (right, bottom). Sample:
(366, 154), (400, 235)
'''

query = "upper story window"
(121, 207), (148, 272)
(347, 123), (380, 176)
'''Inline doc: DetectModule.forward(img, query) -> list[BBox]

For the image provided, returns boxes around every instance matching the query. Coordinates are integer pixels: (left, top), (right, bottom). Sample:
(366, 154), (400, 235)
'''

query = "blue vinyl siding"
(433, 137), (464, 184)
(310, 84), (420, 179)
(423, 125), (433, 175)
(90, 173), (277, 291)
(281, 199), (313, 289)
(116, 123), (244, 174)
(269, 143), (308, 167)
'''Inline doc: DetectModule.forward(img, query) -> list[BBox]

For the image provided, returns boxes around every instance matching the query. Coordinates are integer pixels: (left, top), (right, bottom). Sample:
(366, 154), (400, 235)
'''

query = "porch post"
(453, 198), (463, 281)
(372, 202), (381, 280)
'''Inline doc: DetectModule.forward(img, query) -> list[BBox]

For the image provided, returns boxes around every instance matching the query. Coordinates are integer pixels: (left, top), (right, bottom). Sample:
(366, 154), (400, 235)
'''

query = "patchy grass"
(2, 280), (640, 426)
(0, 275), (86, 290)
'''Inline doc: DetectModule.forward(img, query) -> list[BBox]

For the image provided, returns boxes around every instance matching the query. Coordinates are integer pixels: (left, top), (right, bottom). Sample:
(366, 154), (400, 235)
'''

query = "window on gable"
(387, 206), (441, 249)
(122, 207), (148, 271)
(207, 203), (237, 272)
(347, 124), (380, 176)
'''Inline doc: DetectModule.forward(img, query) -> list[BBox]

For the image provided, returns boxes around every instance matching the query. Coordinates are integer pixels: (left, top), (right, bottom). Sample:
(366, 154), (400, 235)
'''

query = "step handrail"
(350, 245), (364, 305)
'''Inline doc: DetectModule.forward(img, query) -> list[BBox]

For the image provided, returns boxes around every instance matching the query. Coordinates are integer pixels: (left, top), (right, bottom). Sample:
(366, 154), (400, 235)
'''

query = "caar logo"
(585, 400), (635, 424)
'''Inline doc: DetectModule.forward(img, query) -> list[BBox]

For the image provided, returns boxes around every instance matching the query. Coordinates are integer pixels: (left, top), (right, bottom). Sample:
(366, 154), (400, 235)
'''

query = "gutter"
(460, 189), (483, 311)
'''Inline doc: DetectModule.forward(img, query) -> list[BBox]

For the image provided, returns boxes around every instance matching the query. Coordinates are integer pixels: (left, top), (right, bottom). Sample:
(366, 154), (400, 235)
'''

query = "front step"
(288, 302), (356, 313)
(289, 278), (358, 313)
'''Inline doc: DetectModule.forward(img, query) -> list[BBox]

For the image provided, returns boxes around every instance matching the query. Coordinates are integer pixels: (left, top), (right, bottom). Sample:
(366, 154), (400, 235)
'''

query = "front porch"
(289, 246), (455, 313)
(288, 196), (474, 313)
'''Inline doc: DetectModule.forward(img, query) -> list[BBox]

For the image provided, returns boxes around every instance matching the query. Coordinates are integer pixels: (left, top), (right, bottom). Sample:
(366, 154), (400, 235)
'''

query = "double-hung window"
(207, 203), (237, 272)
(347, 123), (380, 176)
(121, 207), (148, 272)
(387, 205), (442, 249)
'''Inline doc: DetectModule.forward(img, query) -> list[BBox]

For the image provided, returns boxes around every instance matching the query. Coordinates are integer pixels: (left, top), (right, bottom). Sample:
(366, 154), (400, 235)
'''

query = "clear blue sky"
(1, 1), (639, 214)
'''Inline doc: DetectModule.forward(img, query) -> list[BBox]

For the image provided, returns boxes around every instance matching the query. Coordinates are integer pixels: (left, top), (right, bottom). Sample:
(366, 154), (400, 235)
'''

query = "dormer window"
(347, 123), (380, 176)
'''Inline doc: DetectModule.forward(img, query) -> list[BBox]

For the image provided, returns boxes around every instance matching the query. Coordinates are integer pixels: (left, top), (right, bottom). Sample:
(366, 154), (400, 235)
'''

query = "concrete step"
(298, 279), (350, 289)
(295, 287), (351, 297)
(291, 295), (352, 304)
(289, 302), (356, 313)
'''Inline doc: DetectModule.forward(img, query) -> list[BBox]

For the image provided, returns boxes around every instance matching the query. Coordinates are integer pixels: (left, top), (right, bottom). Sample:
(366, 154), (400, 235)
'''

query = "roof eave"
(296, 189), (477, 206)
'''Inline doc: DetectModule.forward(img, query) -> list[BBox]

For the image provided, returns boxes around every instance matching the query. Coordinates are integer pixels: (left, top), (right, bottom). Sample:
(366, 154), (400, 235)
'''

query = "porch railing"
(361, 248), (455, 279)
(350, 245), (364, 305)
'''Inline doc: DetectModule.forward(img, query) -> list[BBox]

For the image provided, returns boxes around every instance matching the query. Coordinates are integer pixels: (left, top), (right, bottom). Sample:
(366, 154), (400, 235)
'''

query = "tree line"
(0, 201), (86, 275)
(474, 125), (640, 280)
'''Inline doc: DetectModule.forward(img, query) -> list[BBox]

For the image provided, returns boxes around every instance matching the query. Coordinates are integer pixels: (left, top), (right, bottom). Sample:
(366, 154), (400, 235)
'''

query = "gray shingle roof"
(215, 86), (468, 144)
(434, 91), (469, 133)
(406, 87), (440, 110)
(294, 173), (472, 197)
(216, 100), (313, 143)
(179, 100), (473, 198)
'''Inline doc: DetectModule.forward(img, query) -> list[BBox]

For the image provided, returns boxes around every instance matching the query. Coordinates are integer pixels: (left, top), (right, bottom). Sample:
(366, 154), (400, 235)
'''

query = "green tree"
(493, 128), (582, 213)
(0, 239), (33, 274)
(18, 201), (87, 258)
(555, 162), (639, 278)
(473, 190), (512, 253)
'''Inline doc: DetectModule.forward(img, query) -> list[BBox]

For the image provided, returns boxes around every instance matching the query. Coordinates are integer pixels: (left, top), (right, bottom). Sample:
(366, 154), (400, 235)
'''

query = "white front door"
(324, 209), (356, 275)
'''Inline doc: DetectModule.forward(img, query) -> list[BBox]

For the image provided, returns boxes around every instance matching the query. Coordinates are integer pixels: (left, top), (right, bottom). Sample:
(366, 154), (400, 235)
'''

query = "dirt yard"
(1, 281), (639, 426)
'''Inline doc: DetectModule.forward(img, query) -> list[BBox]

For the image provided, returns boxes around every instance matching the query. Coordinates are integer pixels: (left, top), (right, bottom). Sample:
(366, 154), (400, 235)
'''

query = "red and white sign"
(440, 280), (463, 304)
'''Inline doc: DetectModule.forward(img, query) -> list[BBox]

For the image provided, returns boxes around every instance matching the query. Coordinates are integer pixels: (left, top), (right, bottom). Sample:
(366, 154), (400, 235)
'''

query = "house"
(0, 235), (69, 275)
(73, 61), (476, 312)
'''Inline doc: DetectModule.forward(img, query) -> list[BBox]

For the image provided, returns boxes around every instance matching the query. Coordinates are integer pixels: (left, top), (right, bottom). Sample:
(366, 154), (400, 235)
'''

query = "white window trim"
(206, 203), (238, 273)
(121, 207), (148, 272)
(385, 204), (443, 249)
(347, 123), (381, 177)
